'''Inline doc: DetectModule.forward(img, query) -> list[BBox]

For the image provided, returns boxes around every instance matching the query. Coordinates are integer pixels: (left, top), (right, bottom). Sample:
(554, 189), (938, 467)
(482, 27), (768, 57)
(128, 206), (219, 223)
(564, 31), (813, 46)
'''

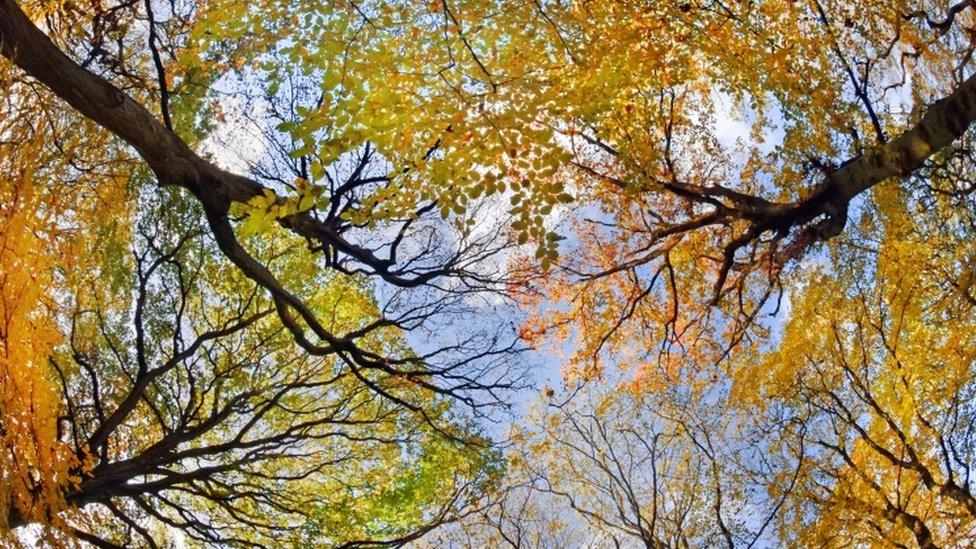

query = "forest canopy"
(1, 0), (975, 546)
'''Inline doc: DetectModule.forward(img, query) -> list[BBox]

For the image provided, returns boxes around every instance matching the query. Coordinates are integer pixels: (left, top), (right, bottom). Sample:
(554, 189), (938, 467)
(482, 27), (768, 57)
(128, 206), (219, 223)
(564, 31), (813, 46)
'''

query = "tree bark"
(789, 69), (976, 228)
(0, 0), (259, 209)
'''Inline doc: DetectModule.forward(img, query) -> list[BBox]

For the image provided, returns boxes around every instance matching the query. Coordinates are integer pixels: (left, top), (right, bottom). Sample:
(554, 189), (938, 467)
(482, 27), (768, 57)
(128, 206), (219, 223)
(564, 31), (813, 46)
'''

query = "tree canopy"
(1, 0), (976, 547)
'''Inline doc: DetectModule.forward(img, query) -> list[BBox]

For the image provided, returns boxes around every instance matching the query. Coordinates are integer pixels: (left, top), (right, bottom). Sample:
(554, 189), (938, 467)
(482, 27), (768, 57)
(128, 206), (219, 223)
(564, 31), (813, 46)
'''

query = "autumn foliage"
(0, 0), (976, 547)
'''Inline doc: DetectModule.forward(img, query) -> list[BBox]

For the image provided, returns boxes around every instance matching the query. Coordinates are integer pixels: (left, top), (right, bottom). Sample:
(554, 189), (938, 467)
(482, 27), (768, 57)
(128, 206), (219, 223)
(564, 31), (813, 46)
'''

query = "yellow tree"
(732, 175), (976, 546)
(443, 378), (802, 548)
(0, 56), (132, 537)
(0, 140), (78, 534)
(508, 0), (976, 378)
(0, 2), (518, 542)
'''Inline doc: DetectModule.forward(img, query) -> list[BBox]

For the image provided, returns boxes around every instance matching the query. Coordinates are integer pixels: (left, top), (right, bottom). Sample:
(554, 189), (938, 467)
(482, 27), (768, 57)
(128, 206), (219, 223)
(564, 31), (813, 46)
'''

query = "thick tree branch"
(0, 0), (451, 288)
